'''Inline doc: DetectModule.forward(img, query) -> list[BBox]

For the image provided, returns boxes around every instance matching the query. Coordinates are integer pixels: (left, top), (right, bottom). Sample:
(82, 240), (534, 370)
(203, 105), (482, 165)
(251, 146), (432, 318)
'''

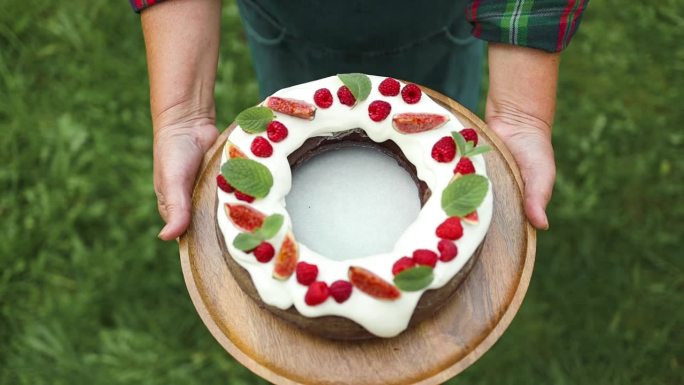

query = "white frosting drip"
(216, 75), (493, 338)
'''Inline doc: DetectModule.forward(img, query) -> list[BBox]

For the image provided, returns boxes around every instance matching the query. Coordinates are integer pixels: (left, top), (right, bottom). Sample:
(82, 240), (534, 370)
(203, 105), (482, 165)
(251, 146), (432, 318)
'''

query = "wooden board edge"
(181, 125), (304, 385)
(179, 88), (538, 384)
(414, 88), (537, 383)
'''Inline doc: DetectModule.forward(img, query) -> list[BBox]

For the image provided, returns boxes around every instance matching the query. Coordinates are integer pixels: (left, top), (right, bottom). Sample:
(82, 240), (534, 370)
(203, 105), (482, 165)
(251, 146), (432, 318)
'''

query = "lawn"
(1, 1), (682, 384)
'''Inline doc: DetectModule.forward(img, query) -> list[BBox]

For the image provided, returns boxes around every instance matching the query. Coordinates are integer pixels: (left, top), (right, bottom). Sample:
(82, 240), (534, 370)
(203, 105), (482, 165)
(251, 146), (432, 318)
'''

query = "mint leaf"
(452, 131), (467, 156)
(254, 214), (284, 240)
(465, 145), (492, 157)
(337, 73), (371, 102)
(221, 158), (273, 198)
(233, 232), (262, 251)
(452, 131), (492, 157)
(441, 174), (489, 217)
(236, 106), (274, 134)
(393, 266), (434, 291)
(465, 141), (474, 153)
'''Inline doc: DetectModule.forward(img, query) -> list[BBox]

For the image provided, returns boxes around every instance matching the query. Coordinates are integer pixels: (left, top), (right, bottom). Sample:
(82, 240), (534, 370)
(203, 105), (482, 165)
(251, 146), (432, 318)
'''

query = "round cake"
(215, 74), (493, 339)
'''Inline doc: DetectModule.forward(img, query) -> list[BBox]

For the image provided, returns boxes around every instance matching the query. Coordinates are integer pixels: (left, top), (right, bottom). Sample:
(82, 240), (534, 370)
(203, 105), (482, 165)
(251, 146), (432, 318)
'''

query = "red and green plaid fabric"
(129, 0), (162, 12)
(130, 0), (588, 53)
(467, 0), (588, 52)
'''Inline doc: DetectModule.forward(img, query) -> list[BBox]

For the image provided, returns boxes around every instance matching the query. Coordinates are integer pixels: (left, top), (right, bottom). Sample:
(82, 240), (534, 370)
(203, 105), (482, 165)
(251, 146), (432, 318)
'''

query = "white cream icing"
(216, 75), (493, 338)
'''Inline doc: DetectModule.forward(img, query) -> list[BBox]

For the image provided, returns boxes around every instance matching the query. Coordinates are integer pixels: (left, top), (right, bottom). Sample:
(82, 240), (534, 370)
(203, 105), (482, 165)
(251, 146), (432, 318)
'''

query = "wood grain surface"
(178, 87), (536, 385)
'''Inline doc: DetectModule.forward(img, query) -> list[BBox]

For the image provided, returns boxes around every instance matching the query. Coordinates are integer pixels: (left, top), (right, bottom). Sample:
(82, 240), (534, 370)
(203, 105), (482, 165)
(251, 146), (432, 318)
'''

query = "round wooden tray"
(179, 88), (536, 385)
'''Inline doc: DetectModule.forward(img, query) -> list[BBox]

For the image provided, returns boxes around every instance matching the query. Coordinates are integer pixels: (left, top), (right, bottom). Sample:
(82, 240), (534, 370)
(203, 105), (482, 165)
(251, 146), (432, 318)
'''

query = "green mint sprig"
(236, 106), (274, 134)
(452, 131), (492, 158)
(221, 158), (273, 199)
(441, 174), (489, 217)
(337, 73), (372, 103)
(393, 266), (434, 291)
(233, 214), (284, 251)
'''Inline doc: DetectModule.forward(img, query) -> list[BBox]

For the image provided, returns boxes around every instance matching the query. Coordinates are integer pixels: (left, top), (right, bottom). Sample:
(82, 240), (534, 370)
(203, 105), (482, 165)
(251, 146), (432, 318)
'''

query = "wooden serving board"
(179, 88), (536, 385)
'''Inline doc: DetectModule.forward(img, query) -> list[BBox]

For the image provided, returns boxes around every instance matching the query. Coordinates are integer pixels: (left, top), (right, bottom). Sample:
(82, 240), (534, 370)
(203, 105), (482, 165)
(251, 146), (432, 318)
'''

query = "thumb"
(157, 181), (193, 241)
(521, 158), (555, 230)
(513, 133), (556, 230)
(490, 123), (556, 230)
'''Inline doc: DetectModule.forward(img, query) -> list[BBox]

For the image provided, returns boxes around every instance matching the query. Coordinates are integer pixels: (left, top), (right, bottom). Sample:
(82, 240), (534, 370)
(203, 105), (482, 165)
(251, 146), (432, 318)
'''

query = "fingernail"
(158, 225), (168, 239)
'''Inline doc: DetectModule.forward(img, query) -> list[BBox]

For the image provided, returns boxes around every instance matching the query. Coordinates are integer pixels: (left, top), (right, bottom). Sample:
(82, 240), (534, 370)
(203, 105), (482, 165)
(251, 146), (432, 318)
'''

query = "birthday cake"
(215, 74), (493, 339)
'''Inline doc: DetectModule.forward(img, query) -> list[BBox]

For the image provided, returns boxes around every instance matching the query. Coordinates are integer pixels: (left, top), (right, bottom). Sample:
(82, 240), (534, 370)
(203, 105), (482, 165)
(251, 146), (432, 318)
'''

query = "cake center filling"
(285, 146), (421, 261)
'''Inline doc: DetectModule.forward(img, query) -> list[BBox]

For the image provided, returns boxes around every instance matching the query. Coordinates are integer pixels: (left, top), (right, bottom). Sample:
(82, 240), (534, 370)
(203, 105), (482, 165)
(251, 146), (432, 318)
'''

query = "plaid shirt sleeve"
(466, 0), (589, 52)
(129, 0), (164, 12)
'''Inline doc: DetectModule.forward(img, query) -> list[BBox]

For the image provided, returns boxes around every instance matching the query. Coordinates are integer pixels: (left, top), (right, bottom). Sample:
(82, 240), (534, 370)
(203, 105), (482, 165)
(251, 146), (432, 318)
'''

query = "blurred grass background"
(1, 1), (682, 384)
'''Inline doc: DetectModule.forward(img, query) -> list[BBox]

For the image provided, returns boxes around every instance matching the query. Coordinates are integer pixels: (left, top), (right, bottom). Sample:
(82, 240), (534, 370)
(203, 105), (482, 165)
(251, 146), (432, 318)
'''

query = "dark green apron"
(237, 0), (483, 111)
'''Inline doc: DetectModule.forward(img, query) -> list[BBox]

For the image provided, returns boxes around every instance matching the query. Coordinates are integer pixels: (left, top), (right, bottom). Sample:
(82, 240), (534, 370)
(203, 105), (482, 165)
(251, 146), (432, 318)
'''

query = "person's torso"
(242, 0), (469, 52)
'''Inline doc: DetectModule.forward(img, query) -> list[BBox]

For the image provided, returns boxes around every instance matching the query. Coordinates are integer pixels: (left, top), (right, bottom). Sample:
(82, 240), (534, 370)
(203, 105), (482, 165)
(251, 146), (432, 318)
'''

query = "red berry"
(431, 136), (456, 163)
(266, 121), (288, 142)
(454, 157), (475, 175)
(313, 88), (333, 108)
(437, 239), (458, 262)
(392, 256), (416, 275)
(251, 136), (273, 158)
(436, 217), (463, 240)
(305, 281), (330, 306)
(378, 77), (400, 96)
(368, 100), (391, 122)
(329, 280), (353, 303)
(337, 85), (356, 106)
(296, 262), (318, 286)
(412, 249), (438, 267)
(216, 174), (234, 193)
(401, 84), (422, 104)
(234, 191), (255, 203)
(459, 128), (478, 146)
(253, 241), (275, 263)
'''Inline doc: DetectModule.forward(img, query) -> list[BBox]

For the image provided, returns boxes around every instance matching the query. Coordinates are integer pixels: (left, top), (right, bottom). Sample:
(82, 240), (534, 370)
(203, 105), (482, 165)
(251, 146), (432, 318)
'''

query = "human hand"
(486, 113), (555, 230)
(140, 0), (221, 240)
(154, 120), (218, 240)
(486, 43), (560, 230)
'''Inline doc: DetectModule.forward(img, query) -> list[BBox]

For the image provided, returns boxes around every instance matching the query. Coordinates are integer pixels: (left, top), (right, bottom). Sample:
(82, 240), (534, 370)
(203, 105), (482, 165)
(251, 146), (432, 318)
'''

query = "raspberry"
(251, 136), (273, 158)
(436, 217), (463, 240)
(412, 249), (438, 268)
(368, 100), (391, 122)
(401, 84), (422, 104)
(313, 88), (333, 108)
(378, 77), (400, 96)
(454, 157), (475, 175)
(266, 121), (288, 142)
(253, 241), (275, 263)
(216, 174), (234, 193)
(459, 128), (479, 146)
(305, 281), (330, 306)
(337, 85), (356, 106)
(431, 136), (456, 163)
(392, 256), (416, 276)
(234, 191), (255, 203)
(437, 239), (458, 262)
(329, 280), (353, 303)
(296, 262), (318, 286)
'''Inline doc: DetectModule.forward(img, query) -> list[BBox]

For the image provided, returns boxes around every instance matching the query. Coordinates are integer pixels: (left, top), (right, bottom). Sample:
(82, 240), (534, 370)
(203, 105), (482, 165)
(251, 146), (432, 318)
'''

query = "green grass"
(1, 1), (682, 384)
